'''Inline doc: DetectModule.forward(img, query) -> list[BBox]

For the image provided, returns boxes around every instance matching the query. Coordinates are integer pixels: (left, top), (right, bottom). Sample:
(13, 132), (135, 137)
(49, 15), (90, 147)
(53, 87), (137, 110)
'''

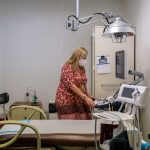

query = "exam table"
(0, 120), (101, 148)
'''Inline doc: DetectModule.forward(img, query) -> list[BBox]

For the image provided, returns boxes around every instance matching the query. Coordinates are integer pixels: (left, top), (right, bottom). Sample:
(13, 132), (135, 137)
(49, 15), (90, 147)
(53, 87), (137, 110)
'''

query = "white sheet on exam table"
(0, 120), (103, 135)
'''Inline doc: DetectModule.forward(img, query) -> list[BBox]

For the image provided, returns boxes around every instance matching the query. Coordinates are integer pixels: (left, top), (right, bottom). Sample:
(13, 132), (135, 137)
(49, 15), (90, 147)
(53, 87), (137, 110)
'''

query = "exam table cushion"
(0, 133), (100, 147)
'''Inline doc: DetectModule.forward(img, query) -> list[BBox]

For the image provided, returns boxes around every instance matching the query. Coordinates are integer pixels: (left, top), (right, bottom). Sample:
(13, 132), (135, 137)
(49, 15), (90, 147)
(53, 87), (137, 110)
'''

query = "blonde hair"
(66, 47), (88, 70)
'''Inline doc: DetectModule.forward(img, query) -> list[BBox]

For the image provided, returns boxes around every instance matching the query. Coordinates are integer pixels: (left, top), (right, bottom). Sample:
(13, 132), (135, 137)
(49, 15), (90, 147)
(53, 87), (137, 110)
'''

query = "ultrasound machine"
(93, 70), (148, 150)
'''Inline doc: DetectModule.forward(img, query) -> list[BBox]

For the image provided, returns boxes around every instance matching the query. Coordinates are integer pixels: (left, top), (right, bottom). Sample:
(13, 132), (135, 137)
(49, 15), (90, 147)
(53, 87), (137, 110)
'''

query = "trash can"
(49, 103), (58, 119)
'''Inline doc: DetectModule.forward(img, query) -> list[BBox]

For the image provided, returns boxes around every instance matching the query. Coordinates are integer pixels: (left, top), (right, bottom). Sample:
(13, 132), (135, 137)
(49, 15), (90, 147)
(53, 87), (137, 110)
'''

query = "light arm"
(66, 12), (113, 31)
(128, 69), (144, 85)
(66, 0), (135, 43)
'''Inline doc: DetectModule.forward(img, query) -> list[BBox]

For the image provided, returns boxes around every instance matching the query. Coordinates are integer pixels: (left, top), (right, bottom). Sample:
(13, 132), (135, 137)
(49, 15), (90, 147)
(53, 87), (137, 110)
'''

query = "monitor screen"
(121, 87), (134, 98)
(117, 84), (147, 106)
(116, 50), (127, 79)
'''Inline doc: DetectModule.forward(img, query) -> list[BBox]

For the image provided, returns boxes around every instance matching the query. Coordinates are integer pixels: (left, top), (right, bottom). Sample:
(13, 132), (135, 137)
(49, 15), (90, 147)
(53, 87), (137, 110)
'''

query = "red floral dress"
(55, 63), (92, 120)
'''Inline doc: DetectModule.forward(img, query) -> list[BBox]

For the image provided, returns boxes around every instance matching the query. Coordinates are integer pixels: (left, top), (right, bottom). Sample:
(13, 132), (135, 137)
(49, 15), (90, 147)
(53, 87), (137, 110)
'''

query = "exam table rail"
(0, 120), (41, 150)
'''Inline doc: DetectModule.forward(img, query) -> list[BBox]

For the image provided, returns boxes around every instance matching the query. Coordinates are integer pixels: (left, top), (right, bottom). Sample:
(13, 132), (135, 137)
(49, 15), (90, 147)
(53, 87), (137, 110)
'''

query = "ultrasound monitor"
(117, 84), (147, 106)
(121, 87), (135, 99)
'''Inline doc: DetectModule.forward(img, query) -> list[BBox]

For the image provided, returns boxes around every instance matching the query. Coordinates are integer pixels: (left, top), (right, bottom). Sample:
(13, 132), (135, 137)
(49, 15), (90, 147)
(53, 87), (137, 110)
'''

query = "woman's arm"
(84, 86), (95, 100)
(70, 84), (95, 109)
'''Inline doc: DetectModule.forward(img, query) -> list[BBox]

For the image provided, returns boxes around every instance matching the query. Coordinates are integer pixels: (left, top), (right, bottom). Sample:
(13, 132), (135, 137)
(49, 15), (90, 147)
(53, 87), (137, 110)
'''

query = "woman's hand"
(85, 96), (95, 109)
(69, 84), (95, 109)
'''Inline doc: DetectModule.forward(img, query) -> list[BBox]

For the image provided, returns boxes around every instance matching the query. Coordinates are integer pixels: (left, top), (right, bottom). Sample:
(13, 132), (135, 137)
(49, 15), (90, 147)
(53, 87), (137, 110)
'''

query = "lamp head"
(103, 16), (135, 43)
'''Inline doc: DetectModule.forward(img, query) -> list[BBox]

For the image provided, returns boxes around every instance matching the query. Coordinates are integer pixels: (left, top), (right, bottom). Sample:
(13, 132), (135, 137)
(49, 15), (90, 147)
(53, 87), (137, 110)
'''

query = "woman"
(55, 47), (95, 119)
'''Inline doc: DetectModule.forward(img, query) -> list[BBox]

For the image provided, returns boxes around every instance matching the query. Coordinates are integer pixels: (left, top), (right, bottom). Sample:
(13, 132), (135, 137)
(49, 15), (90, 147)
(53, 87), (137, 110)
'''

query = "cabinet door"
(91, 26), (135, 98)
(24, 107), (41, 119)
(10, 107), (26, 120)
(10, 107), (41, 120)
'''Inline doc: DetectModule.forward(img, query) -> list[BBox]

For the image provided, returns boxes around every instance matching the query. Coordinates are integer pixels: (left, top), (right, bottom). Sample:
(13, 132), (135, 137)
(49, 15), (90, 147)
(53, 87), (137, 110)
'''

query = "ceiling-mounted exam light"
(103, 16), (135, 43)
(66, 0), (135, 43)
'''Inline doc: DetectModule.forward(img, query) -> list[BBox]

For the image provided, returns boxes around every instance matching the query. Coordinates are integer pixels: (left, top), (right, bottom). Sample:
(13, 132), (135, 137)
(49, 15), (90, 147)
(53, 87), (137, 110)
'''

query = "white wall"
(0, 29), (2, 91)
(0, 0), (124, 110)
(0, 4), (3, 91)
(0, 0), (63, 110)
(124, 0), (150, 140)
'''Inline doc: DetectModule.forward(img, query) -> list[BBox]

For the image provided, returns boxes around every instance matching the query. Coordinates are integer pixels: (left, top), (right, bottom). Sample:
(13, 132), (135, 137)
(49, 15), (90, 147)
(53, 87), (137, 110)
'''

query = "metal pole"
(76, 0), (79, 18)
